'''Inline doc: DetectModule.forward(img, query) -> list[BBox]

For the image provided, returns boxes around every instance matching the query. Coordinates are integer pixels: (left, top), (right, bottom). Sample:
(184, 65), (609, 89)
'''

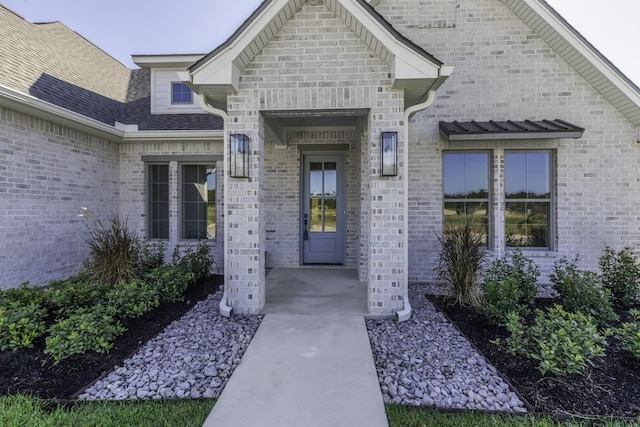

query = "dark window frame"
(180, 163), (217, 241)
(504, 150), (555, 250)
(147, 163), (170, 240)
(442, 151), (491, 246)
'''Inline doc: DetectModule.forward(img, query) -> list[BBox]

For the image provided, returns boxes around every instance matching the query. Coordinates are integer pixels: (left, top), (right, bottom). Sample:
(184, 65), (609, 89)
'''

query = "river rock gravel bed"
(79, 289), (262, 401)
(366, 284), (527, 413)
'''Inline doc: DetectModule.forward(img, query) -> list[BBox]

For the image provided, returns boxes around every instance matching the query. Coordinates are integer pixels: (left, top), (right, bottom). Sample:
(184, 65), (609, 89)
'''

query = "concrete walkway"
(202, 313), (389, 427)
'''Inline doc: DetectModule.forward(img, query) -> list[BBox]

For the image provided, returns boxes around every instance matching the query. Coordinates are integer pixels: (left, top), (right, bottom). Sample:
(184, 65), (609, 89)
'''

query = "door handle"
(304, 214), (309, 240)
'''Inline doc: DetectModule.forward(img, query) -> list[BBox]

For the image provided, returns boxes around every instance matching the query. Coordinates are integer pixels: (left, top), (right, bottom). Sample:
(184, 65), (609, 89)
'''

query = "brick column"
(224, 109), (266, 314)
(367, 120), (406, 316)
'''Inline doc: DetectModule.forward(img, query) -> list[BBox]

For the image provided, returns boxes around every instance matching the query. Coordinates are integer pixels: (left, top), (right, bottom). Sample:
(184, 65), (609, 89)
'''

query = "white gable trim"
(188, 0), (450, 110)
(503, 0), (640, 125)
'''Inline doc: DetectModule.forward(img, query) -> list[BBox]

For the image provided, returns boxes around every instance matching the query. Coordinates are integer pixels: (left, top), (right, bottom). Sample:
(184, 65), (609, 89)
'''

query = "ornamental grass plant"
(436, 217), (487, 307)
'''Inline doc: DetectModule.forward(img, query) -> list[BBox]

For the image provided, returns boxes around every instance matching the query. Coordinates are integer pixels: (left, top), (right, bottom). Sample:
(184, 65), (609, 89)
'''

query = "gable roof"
(502, 0), (640, 126)
(187, 0), (452, 110)
(0, 6), (222, 134)
(0, 6), (131, 125)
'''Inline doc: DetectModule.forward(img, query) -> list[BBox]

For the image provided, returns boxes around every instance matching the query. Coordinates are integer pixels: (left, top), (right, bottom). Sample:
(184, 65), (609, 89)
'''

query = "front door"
(302, 154), (345, 264)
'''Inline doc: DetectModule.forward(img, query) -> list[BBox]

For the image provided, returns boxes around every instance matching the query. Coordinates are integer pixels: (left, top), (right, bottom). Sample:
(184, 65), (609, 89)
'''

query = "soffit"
(502, 0), (640, 126)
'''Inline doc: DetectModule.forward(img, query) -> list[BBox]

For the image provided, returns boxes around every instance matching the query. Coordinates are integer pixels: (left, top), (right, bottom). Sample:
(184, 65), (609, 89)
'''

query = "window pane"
(324, 198), (337, 232)
(148, 164), (169, 239)
(505, 152), (550, 199)
(310, 163), (323, 196)
(443, 201), (488, 245)
(505, 201), (549, 247)
(310, 198), (322, 232)
(324, 163), (337, 196)
(443, 153), (488, 198)
(172, 83), (192, 104)
(182, 164), (216, 240)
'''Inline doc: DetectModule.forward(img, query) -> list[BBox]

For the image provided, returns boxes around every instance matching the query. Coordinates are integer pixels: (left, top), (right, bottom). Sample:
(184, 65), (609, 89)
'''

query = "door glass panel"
(324, 163), (337, 196)
(310, 198), (323, 232)
(324, 198), (337, 232)
(310, 163), (323, 196)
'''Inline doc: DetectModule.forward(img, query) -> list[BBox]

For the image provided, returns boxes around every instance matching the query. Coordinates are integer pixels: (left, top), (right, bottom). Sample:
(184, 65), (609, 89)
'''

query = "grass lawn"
(0, 395), (214, 427)
(3, 396), (638, 427)
(386, 404), (639, 427)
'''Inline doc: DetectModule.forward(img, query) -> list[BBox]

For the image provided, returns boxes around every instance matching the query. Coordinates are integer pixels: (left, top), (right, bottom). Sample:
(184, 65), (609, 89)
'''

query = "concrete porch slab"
(202, 314), (388, 427)
(262, 267), (368, 315)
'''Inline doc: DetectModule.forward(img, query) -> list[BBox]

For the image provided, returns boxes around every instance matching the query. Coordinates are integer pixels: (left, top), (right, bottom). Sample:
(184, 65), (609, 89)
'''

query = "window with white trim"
(171, 82), (193, 104)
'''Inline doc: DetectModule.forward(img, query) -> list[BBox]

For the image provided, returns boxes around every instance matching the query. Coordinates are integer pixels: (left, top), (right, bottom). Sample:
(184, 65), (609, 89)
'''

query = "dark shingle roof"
(0, 6), (130, 124)
(0, 6), (221, 131)
(439, 119), (585, 140)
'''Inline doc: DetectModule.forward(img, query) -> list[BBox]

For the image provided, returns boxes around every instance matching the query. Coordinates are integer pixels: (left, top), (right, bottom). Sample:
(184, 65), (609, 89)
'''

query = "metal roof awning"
(439, 119), (585, 141)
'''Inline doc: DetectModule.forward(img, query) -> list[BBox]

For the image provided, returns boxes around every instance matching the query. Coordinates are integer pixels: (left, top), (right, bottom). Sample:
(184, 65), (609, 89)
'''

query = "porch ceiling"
(262, 108), (368, 146)
(185, 0), (451, 111)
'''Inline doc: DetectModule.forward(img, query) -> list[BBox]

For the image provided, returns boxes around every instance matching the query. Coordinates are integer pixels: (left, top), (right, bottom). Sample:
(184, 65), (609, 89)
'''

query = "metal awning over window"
(439, 119), (584, 141)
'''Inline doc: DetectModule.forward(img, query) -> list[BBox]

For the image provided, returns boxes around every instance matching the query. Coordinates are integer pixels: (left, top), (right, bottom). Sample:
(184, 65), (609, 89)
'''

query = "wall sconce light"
(381, 132), (398, 176)
(230, 134), (249, 178)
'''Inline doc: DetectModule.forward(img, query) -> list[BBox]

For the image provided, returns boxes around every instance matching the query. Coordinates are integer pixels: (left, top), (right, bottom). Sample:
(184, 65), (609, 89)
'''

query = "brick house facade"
(1, 0), (639, 319)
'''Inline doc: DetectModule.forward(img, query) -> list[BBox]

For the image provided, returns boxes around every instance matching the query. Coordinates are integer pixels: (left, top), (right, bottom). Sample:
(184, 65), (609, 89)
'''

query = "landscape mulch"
(430, 295), (640, 419)
(0, 276), (221, 400)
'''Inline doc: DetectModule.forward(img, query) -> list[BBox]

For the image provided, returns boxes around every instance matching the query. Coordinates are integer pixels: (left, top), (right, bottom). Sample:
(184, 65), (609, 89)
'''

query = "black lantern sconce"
(230, 134), (249, 178)
(381, 132), (398, 176)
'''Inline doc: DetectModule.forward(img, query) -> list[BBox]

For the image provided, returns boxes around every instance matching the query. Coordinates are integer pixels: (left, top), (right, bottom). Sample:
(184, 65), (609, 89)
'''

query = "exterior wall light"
(230, 134), (249, 178)
(381, 131), (398, 176)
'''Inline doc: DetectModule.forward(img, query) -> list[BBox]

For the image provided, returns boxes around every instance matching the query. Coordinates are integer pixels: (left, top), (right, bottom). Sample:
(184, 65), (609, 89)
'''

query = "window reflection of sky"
(505, 153), (550, 198)
(443, 153), (488, 198)
(310, 163), (337, 196)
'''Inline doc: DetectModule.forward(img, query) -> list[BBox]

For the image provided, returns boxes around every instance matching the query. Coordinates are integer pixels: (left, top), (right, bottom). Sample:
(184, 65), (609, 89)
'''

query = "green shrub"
(48, 278), (109, 317)
(480, 249), (540, 325)
(436, 218), (487, 307)
(599, 246), (640, 308)
(107, 279), (159, 319)
(550, 256), (618, 326)
(137, 241), (167, 275)
(500, 305), (608, 376)
(0, 302), (47, 351)
(82, 211), (141, 286)
(145, 265), (194, 302)
(615, 309), (640, 359)
(0, 282), (48, 308)
(173, 242), (213, 282)
(44, 305), (125, 364)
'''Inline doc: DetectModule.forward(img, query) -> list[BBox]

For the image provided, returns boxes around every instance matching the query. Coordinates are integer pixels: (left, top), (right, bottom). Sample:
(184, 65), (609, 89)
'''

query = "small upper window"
(171, 82), (192, 104)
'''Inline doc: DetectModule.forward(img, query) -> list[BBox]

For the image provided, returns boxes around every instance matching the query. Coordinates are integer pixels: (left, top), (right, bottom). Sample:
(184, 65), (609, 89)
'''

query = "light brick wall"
(264, 129), (360, 269)
(374, 0), (640, 284)
(226, 0), (408, 314)
(0, 107), (119, 288)
(118, 140), (225, 271)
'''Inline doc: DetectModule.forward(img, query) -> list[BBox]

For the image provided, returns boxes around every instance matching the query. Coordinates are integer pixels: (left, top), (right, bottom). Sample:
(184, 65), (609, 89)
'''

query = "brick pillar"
(367, 122), (406, 316)
(224, 110), (266, 314)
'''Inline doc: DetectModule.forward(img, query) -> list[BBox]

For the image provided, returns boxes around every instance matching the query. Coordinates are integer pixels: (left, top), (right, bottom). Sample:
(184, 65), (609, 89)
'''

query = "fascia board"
(0, 84), (123, 141)
(521, 0), (640, 118)
(393, 50), (440, 80)
(341, 0), (441, 76)
(190, 0), (293, 81)
(123, 130), (223, 142)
